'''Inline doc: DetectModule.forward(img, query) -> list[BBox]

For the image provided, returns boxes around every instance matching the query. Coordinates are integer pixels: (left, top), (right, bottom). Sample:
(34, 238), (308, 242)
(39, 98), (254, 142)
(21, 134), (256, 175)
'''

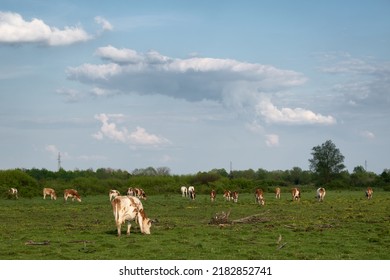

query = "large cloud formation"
(67, 45), (336, 126)
(0, 11), (111, 46)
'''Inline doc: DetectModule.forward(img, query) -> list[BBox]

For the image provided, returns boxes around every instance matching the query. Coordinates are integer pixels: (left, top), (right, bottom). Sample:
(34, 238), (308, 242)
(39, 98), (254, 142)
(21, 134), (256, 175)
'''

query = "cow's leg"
(126, 221), (131, 235)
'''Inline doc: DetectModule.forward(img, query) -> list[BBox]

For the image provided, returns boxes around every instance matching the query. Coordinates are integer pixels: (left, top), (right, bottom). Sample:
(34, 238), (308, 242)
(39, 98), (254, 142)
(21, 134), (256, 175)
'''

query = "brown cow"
(111, 195), (152, 236)
(210, 190), (216, 202)
(231, 191), (239, 203)
(43, 188), (57, 200)
(223, 190), (231, 201)
(275, 187), (281, 199)
(255, 188), (265, 205)
(64, 189), (81, 202)
(365, 187), (373, 200)
(291, 188), (301, 201)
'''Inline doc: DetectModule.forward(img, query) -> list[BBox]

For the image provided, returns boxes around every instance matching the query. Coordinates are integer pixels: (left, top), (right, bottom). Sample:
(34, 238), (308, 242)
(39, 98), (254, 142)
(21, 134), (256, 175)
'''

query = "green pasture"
(0, 190), (389, 260)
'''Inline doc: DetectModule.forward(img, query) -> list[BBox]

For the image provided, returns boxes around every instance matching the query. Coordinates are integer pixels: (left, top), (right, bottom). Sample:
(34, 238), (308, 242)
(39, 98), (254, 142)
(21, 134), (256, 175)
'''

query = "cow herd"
(5, 185), (375, 237)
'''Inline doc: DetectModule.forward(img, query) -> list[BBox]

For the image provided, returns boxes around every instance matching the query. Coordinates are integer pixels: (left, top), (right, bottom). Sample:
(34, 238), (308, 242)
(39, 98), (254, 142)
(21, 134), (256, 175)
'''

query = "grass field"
(0, 189), (389, 260)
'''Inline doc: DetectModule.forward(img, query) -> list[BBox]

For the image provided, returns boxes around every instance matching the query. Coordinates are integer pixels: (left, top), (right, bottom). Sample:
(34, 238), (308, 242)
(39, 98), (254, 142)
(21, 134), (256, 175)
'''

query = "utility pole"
(58, 152), (62, 171)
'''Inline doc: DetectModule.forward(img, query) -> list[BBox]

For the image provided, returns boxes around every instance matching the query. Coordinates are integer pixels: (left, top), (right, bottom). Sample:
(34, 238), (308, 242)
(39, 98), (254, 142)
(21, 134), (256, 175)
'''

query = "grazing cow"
(275, 187), (281, 199)
(365, 187), (373, 200)
(8, 188), (18, 199)
(134, 188), (147, 200)
(291, 188), (301, 201)
(127, 187), (135, 196)
(109, 189), (120, 201)
(255, 188), (265, 206)
(223, 190), (231, 201)
(316, 187), (326, 202)
(210, 190), (216, 202)
(180, 186), (188, 197)
(64, 189), (81, 202)
(43, 188), (57, 200)
(231, 191), (239, 203)
(188, 186), (195, 200)
(111, 195), (152, 236)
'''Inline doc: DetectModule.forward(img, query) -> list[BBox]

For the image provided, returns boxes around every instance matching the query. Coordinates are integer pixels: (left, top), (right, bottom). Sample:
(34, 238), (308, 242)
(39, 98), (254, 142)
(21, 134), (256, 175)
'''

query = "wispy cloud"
(94, 16), (113, 31)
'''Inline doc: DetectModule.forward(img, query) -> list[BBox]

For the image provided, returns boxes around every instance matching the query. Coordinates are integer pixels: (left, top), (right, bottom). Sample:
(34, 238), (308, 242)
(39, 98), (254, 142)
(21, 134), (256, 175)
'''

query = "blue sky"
(1, 0), (389, 174)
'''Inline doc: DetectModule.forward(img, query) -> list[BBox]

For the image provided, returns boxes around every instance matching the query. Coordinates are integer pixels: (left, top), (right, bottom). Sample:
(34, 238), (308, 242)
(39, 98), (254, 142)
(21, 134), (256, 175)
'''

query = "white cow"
(111, 195), (152, 236)
(188, 186), (195, 200)
(43, 188), (57, 200)
(180, 186), (188, 197)
(316, 187), (326, 202)
(8, 188), (18, 199)
(109, 189), (120, 201)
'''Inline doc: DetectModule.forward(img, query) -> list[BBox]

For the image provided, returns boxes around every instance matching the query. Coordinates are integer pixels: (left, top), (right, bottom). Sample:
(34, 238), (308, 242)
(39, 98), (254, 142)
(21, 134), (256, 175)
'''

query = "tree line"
(1, 140), (389, 198)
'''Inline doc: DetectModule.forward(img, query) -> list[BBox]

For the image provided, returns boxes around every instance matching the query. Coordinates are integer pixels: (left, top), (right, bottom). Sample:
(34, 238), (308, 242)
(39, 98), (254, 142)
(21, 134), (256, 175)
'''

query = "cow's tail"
(112, 198), (120, 225)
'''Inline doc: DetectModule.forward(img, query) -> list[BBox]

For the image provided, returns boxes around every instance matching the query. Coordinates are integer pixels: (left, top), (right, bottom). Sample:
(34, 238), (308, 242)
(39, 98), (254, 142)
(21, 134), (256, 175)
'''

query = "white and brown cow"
(8, 188), (18, 199)
(365, 187), (373, 200)
(255, 188), (265, 206)
(134, 188), (147, 200)
(109, 189), (120, 201)
(275, 187), (281, 199)
(316, 187), (326, 202)
(223, 190), (231, 201)
(231, 191), (239, 203)
(43, 188), (57, 200)
(111, 195), (152, 236)
(210, 190), (216, 202)
(188, 186), (195, 200)
(127, 187), (135, 196)
(64, 189), (81, 202)
(291, 188), (301, 202)
(180, 186), (188, 197)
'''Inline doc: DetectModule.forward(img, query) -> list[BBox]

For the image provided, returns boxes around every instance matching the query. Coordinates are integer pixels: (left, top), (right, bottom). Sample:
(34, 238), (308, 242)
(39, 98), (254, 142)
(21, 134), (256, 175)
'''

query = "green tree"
(309, 140), (346, 185)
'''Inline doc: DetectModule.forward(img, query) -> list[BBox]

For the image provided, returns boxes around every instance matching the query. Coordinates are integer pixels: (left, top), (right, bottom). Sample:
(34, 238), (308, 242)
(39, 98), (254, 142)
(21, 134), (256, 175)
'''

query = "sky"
(1, 0), (389, 175)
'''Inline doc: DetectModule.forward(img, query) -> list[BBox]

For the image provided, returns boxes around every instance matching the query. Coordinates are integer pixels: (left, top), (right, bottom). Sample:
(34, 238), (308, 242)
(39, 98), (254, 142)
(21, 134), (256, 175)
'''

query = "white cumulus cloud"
(256, 98), (336, 125)
(93, 113), (170, 147)
(0, 11), (92, 46)
(265, 134), (279, 147)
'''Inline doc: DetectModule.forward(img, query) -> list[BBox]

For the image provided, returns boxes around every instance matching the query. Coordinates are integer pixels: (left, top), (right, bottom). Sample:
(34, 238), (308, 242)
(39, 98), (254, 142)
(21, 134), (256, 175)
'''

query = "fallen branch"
(25, 240), (50, 246)
(231, 210), (271, 224)
(68, 240), (94, 244)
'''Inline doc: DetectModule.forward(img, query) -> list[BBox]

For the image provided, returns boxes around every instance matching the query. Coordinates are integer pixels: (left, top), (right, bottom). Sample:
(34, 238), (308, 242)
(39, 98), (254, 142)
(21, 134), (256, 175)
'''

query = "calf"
(64, 189), (81, 202)
(8, 188), (18, 199)
(255, 188), (265, 206)
(291, 188), (301, 202)
(43, 188), (57, 200)
(210, 190), (216, 202)
(275, 187), (281, 199)
(111, 195), (152, 236)
(109, 189), (120, 201)
(316, 187), (326, 202)
(365, 187), (373, 200)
